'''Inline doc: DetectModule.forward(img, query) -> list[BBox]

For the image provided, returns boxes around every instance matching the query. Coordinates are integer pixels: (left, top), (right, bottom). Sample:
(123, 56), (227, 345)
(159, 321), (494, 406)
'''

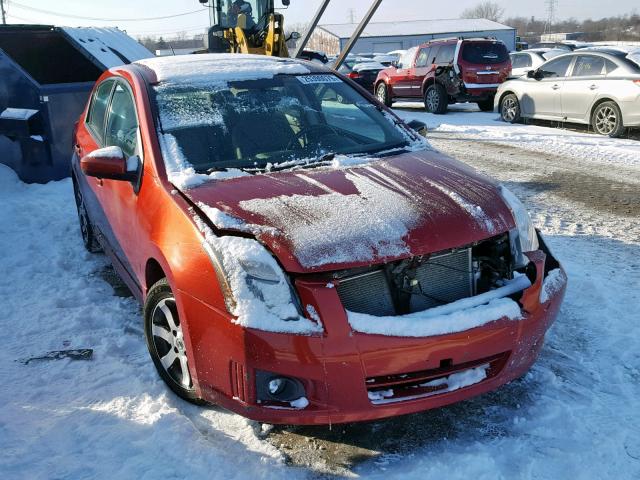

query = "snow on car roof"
(136, 53), (311, 84)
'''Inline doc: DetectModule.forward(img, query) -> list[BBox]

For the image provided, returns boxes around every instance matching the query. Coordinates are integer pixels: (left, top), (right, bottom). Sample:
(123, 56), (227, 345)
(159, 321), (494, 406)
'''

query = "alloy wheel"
(426, 89), (440, 111)
(376, 84), (387, 104)
(502, 97), (518, 122)
(151, 297), (192, 388)
(594, 106), (617, 135)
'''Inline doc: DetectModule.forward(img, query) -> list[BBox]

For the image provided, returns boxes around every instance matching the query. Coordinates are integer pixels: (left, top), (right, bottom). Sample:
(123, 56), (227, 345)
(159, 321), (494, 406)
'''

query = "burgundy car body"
(376, 38), (512, 107)
(71, 55), (565, 425)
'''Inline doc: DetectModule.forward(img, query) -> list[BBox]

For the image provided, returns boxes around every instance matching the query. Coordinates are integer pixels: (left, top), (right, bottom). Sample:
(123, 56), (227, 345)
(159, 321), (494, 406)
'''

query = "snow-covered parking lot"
(1, 105), (639, 479)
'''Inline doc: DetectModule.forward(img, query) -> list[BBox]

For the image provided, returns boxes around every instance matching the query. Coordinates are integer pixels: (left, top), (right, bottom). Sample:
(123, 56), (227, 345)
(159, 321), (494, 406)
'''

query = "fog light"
(256, 370), (306, 403)
(268, 378), (286, 395)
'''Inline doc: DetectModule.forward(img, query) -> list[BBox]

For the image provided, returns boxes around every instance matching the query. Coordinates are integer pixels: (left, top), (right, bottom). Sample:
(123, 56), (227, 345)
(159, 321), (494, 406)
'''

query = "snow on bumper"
(181, 248), (566, 425)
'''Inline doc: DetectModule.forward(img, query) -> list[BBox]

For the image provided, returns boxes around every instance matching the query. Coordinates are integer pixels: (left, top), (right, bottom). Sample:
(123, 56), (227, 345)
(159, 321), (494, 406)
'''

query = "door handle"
(589, 84), (598, 90)
(552, 84), (560, 90)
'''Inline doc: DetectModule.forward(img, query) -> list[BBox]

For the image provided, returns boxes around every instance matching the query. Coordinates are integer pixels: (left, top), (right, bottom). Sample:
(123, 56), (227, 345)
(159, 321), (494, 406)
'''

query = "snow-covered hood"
(183, 150), (516, 273)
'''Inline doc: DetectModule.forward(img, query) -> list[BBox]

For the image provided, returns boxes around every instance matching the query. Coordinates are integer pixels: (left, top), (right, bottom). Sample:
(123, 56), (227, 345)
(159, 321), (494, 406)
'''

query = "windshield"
(461, 42), (509, 65)
(153, 74), (410, 173)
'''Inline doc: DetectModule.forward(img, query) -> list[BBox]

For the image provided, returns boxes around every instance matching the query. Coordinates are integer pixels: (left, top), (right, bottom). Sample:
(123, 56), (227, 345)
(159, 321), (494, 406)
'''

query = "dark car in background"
(338, 59), (386, 93)
(375, 38), (512, 113)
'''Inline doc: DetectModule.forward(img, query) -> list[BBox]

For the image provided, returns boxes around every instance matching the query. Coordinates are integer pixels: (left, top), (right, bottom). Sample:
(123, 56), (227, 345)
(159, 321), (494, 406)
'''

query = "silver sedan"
(495, 49), (640, 137)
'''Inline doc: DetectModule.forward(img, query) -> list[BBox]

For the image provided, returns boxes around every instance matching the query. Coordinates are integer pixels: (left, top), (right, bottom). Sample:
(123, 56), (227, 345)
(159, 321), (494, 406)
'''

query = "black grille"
(337, 249), (473, 317)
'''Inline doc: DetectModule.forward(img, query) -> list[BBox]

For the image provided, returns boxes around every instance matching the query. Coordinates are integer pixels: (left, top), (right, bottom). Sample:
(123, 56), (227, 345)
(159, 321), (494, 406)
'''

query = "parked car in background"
(510, 48), (565, 77)
(373, 54), (398, 67)
(375, 38), (511, 113)
(496, 49), (640, 137)
(338, 59), (386, 92)
(71, 53), (565, 425)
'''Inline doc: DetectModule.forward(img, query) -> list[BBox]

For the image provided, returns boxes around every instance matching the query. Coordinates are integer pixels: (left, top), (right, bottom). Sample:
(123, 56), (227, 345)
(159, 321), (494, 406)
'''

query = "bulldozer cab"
(205, 0), (291, 57)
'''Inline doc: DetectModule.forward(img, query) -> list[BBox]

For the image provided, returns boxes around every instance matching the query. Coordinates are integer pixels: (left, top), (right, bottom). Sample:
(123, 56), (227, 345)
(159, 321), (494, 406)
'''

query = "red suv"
(375, 38), (512, 113)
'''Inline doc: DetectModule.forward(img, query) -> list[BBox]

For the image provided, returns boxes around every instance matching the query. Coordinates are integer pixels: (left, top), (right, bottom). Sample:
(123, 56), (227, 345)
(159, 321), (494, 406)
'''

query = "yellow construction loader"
(199, 0), (293, 57)
(198, 0), (382, 68)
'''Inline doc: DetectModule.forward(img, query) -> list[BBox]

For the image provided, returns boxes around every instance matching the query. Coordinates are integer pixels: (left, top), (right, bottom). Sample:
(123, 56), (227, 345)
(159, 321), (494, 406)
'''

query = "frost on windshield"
(155, 85), (226, 131)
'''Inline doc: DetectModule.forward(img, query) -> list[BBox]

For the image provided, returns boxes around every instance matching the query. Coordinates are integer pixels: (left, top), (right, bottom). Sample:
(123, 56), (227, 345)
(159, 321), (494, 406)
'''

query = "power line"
(7, 1), (206, 22)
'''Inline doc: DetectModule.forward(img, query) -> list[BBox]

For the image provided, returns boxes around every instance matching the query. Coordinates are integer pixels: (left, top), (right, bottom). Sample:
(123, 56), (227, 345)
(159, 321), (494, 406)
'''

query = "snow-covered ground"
(1, 105), (639, 479)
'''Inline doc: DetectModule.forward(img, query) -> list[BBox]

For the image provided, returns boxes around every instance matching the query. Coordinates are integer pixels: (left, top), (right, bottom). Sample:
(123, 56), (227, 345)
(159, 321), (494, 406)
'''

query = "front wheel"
(591, 101), (625, 138)
(500, 93), (521, 123)
(144, 278), (203, 404)
(424, 84), (448, 114)
(376, 82), (392, 107)
(72, 179), (101, 253)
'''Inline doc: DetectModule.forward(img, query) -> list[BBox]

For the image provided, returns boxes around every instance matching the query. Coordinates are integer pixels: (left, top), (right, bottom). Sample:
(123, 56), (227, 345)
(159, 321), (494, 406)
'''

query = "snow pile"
(196, 219), (322, 335)
(369, 364), (489, 405)
(540, 268), (567, 304)
(137, 54), (310, 85)
(238, 170), (421, 268)
(348, 275), (531, 338)
(394, 102), (640, 169)
(0, 164), (291, 479)
(158, 133), (249, 189)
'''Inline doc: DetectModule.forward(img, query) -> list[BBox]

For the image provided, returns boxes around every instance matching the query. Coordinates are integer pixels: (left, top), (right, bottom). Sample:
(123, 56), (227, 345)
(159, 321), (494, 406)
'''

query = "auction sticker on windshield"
(297, 75), (342, 84)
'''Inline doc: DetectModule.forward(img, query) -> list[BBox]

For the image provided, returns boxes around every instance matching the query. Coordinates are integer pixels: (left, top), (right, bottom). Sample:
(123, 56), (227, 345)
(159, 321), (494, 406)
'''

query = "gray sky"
(4, 0), (638, 38)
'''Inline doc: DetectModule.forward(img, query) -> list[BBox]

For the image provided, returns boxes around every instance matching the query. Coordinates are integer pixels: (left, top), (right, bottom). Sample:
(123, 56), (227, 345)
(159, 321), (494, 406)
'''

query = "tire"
(144, 278), (203, 404)
(424, 84), (448, 114)
(500, 93), (521, 123)
(591, 101), (625, 138)
(477, 97), (495, 112)
(72, 178), (101, 253)
(376, 82), (392, 107)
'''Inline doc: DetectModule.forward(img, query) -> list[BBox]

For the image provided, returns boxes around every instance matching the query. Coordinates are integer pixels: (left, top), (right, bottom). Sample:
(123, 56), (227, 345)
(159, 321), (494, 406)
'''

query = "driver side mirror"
(391, 60), (399, 68)
(81, 146), (139, 182)
(528, 69), (543, 80)
(289, 31), (301, 40)
(282, 0), (290, 5)
(407, 119), (428, 137)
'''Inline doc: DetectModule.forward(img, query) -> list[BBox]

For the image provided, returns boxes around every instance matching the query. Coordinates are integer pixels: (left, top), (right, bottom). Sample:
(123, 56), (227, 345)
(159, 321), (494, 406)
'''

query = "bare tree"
(461, 2), (505, 22)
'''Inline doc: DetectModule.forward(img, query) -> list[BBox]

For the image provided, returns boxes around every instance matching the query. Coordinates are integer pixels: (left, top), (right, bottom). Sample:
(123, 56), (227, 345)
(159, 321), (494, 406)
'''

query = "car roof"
(131, 53), (328, 85)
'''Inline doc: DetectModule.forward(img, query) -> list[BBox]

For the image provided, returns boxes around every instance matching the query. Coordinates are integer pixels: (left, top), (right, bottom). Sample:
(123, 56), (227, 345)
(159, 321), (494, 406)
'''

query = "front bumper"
(181, 245), (566, 425)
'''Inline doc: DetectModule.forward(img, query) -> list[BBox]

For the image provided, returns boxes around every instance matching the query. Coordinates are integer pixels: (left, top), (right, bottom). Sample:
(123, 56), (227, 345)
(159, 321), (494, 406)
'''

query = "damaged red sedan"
(71, 54), (567, 425)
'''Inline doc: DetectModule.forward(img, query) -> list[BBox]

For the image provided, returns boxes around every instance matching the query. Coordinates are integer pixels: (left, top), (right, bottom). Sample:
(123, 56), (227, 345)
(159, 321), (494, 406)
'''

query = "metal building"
(308, 18), (517, 56)
(0, 25), (152, 183)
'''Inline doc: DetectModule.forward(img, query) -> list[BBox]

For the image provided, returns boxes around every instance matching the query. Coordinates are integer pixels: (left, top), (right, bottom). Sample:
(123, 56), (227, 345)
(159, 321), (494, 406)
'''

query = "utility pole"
(544, 0), (558, 35)
(348, 8), (356, 23)
(1, 0), (7, 25)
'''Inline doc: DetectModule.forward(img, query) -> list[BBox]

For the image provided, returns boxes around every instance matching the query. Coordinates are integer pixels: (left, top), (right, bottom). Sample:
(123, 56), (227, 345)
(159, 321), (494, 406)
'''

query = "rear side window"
(572, 55), (606, 77)
(434, 44), (456, 64)
(540, 56), (573, 78)
(415, 47), (431, 67)
(87, 80), (114, 143)
(462, 42), (508, 65)
(105, 83), (139, 158)
(511, 53), (532, 69)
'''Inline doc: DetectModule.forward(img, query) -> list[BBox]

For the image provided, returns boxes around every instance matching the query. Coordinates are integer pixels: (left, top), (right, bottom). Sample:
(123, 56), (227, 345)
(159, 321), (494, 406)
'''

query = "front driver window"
(539, 56), (573, 78)
(105, 83), (139, 158)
